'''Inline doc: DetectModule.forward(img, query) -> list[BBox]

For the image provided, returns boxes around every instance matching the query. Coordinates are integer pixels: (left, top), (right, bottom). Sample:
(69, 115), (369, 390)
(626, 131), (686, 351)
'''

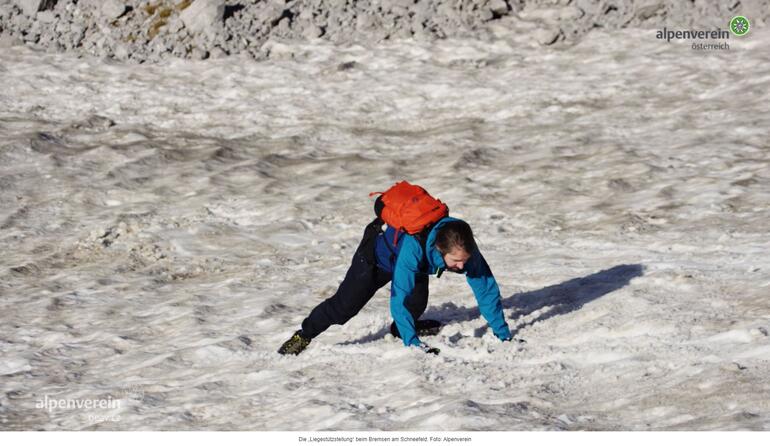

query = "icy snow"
(1, 28), (769, 430)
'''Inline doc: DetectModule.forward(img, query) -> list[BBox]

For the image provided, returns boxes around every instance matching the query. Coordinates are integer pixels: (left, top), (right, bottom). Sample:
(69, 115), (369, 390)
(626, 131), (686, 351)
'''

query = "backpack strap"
(383, 229), (398, 266)
(378, 225), (430, 272)
(413, 227), (433, 272)
(372, 194), (385, 219)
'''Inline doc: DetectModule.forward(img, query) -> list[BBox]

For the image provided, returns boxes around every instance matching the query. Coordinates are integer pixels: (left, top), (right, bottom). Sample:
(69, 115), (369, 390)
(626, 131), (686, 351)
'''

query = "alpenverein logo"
(730, 16), (750, 36)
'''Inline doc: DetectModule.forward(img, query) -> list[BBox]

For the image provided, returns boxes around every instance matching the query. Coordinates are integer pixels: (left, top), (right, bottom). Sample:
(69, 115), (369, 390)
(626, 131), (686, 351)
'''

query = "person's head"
(435, 220), (477, 272)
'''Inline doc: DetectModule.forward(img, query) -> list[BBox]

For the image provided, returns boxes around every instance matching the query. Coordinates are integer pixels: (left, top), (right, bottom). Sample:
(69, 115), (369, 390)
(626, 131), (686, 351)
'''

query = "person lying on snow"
(278, 181), (512, 356)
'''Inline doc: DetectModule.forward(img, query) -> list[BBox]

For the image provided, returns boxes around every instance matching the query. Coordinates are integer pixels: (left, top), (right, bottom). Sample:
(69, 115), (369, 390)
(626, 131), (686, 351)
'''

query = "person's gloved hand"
(419, 343), (440, 355)
(497, 326), (513, 342)
(499, 335), (526, 344)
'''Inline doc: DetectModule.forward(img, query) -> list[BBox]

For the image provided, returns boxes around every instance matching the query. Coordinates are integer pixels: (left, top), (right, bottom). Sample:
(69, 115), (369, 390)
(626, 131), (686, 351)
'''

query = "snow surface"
(1, 28), (769, 430)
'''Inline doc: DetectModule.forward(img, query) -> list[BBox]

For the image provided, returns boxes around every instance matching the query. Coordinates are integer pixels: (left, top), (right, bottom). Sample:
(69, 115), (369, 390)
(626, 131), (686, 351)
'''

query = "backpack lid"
(369, 181), (449, 244)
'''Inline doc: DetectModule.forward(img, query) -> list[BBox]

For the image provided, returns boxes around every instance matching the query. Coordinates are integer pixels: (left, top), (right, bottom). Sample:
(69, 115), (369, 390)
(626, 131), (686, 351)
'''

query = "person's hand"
(420, 343), (440, 355)
(500, 335), (526, 344)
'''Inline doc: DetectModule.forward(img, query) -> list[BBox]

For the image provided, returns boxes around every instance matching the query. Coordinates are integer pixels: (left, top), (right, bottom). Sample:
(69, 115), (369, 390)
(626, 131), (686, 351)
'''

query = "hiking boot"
(390, 319), (443, 339)
(278, 330), (311, 355)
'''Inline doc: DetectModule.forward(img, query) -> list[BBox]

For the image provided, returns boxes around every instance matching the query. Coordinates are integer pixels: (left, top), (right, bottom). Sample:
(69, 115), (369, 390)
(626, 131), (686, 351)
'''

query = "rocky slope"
(0, 0), (767, 62)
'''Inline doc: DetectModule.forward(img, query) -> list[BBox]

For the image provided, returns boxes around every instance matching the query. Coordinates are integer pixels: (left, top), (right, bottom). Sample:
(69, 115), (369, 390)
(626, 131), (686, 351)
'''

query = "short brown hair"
(435, 220), (477, 255)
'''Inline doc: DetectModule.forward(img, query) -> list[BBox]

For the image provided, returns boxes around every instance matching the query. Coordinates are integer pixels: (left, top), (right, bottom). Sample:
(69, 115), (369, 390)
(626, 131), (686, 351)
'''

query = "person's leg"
(300, 219), (391, 339)
(300, 252), (390, 338)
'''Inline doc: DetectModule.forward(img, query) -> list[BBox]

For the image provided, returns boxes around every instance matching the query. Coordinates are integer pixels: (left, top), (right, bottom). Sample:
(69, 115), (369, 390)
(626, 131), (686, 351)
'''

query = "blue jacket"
(374, 217), (512, 347)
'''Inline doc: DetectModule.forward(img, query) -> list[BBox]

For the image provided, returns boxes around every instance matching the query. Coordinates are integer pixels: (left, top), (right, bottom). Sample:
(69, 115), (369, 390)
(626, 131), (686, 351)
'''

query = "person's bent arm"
(390, 236), (424, 347)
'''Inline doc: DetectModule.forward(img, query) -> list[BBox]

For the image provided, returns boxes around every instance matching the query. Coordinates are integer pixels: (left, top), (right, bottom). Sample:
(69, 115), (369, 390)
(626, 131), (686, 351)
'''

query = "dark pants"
(301, 219), (429, 339)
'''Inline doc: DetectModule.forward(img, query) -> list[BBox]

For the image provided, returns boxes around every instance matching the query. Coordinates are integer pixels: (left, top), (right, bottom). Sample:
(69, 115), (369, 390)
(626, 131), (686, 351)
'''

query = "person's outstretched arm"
(465, 250), (512, 341)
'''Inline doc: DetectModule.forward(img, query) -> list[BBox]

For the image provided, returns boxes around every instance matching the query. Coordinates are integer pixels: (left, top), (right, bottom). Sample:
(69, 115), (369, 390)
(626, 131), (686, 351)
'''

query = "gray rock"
(636, 1), (666, 21)
(168, 17), (184, 34)
(210, 46), (227, 58)
(275, 16), (291, 34)
(54, 18), (70, 35)
(488, 0), (509, 17)
(73, 115), (116, 131)
(2, 0), (770, 63)
(113, 44), (129, 60)
(36, 9), (54, 23)
(180, 0), (225, 39)
(101, 0), (126, 20)
(170, 41), (189, 58)
(534, 27), (563, 46)
(12, 0), (56, 17)
(190, 47), (209, 60)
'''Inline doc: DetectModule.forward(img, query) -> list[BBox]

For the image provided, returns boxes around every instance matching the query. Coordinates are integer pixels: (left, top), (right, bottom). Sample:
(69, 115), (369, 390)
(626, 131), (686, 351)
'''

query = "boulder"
(488, 0), (510, 17)
(101, 0), (126, 20)
(180, 0), (226, 39)
(36, 9), (54, 23)
(13, 0), (56, 17)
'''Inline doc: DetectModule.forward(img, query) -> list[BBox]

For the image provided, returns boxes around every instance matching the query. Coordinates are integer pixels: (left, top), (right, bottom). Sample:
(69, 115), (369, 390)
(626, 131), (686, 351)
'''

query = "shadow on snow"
(341, 263), (644, 345)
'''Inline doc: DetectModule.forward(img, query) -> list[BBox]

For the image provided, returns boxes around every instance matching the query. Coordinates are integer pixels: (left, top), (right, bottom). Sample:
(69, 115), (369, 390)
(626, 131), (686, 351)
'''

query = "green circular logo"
(730, 16), (750, 36)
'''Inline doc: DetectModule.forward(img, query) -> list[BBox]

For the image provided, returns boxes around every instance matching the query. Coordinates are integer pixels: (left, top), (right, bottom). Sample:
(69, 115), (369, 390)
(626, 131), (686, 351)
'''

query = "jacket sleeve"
(390, 236), (423, 347)
(465, 250), (512, 340)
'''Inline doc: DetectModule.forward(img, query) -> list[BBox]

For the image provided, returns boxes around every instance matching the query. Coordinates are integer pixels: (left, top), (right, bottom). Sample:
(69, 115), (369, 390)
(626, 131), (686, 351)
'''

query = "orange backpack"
(369, 181), (449, 246)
